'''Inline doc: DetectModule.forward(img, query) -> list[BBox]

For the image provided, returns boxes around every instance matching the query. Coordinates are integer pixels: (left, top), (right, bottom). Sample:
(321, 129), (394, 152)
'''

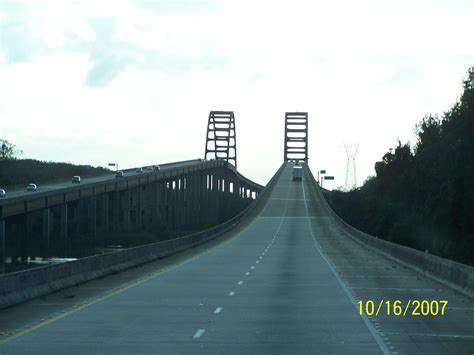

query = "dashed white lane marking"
(237, 281), (243, 285)
(229, 291), (235, 296)
(259, 256), (263, 259)
(213, 307), (223, 314)
(245, 272), (250, 276)
(193, 329), (206, 339)
(256, 261), (259, 264)
(250, 266), (255, 270)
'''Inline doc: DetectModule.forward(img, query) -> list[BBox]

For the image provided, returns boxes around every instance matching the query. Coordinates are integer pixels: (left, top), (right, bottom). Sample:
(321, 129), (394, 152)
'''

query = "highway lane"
(0, 159), (204, 201)
(0, 163), (472, 354)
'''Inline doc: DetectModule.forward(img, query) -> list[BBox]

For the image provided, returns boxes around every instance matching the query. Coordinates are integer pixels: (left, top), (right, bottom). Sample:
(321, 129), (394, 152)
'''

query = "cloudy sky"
(1, 0), (473, 187)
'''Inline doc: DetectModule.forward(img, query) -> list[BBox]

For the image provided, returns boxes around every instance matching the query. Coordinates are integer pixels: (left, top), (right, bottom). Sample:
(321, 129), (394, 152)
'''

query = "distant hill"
(0, 159), (111, 188)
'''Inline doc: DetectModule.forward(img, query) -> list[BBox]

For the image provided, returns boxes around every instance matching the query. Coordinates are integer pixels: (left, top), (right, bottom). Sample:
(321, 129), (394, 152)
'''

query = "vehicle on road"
(146, 166), (154, 172)
(136, 167), (143, 173)
(154, 165), (161, 171)
(292, 166), (303, 181)
(71, 176), (81, 183)
(115, 171), (124, 178)
(0, 189), (6, 198)
(26, 183), (37, 191)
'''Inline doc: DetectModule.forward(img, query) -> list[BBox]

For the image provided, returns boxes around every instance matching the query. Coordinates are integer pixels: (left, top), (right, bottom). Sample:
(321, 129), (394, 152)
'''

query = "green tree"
(325, 66), (474, 265)
(0, 139), (23, 160)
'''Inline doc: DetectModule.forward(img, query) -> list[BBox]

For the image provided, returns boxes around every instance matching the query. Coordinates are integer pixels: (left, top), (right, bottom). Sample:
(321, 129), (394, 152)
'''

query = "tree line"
(0, 140), (110, 187)
(325, 67), (474, 266)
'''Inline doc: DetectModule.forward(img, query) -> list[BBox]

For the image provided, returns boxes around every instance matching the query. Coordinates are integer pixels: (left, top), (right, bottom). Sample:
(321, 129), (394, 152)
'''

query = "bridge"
(0, 112), (473, 354)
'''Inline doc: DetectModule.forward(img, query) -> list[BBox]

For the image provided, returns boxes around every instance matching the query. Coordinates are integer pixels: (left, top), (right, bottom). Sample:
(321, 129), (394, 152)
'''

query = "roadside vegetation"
(0, 142), (110, 187)
(324, 67), (474, 266)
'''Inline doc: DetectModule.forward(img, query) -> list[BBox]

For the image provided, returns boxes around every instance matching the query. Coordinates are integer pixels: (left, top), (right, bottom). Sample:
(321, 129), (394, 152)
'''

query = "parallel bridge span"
(0, 159), (262, 272)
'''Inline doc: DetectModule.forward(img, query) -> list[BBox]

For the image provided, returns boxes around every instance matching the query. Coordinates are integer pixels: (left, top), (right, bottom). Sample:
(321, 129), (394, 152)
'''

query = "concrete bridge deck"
(0, 163), (472, 354)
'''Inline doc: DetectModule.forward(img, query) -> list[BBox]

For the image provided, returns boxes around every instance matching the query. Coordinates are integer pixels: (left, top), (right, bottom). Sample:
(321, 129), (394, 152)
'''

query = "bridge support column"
(210, 173), (216, 224)
(103, 193), (109, 233)
(189, 172), (199, 228)
(217, 171), (224, 222)
(175, 179), (180, 229)
(233, 178), (240, 213)
(136, 187), (142, 231)
(225, 170), (231, 220)
(91, 196), (97, 237)
(169, 181), (174, 229)
(125, 189), (131, 233)
(214, 173), (218, 222)
(1, 220), (5, 274)
(42, 208), (50, 260)
(185, 175), (191, 228)
(184, 176), (189, 228)
(182, 176), (188, 229)
(144, 183), (153, 229)
(156, 180), (164, 226)
(183, 176), (189, 229)
(21, 215), (30, 263)
(190, 174), (197, 227)
(196, 172), (203, 226)
(60, 204), (68, 256)
(177, 178), (183, 229)
(74, 201), (81, 237)
(112, 191), (119, 232)
(165, 179), (170, 228)
(203, 174), (209, 225)
(193, 173), (199, 227)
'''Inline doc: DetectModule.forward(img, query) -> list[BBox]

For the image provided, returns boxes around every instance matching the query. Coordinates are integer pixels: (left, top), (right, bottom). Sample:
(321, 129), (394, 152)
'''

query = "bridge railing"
(304, 164), (474, 299)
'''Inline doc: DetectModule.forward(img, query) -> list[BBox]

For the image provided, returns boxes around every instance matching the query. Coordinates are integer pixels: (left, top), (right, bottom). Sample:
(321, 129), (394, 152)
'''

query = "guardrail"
(0, 163), (285, 310)
(304, 165), (474, 299)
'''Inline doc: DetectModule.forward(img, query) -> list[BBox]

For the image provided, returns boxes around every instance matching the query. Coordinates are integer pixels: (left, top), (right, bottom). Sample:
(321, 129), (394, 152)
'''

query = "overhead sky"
(1, 0), (473, 188)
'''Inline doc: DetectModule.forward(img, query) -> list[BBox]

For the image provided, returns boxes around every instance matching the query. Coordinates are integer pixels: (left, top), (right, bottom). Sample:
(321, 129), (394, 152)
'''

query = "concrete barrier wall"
(304, 165), (474, 299)
(0, 163), (285, 310)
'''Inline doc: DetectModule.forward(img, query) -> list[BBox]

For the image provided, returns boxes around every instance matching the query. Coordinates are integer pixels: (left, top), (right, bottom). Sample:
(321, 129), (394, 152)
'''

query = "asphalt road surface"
(0, 164), (472, 354)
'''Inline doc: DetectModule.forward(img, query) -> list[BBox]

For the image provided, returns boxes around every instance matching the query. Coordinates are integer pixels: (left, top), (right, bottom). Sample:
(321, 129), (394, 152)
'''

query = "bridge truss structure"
(204, 111), (237, 168)
(284, 112), (308, 162)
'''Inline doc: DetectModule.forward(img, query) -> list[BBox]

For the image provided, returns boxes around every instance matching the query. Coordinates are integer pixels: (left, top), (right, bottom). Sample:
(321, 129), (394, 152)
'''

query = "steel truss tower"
(204, 111), (237, 168)
(344, 142), (359, 191)
(284, 112), (308, 162)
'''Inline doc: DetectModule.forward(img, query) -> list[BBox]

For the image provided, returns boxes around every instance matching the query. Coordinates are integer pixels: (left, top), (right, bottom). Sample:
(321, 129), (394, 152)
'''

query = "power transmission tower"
(204, 111), (237, 168)
(344, 142), (359, 191)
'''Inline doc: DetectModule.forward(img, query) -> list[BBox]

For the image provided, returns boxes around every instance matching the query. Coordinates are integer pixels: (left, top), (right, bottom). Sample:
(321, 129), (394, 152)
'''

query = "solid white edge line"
(302, 177), (390, 355)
